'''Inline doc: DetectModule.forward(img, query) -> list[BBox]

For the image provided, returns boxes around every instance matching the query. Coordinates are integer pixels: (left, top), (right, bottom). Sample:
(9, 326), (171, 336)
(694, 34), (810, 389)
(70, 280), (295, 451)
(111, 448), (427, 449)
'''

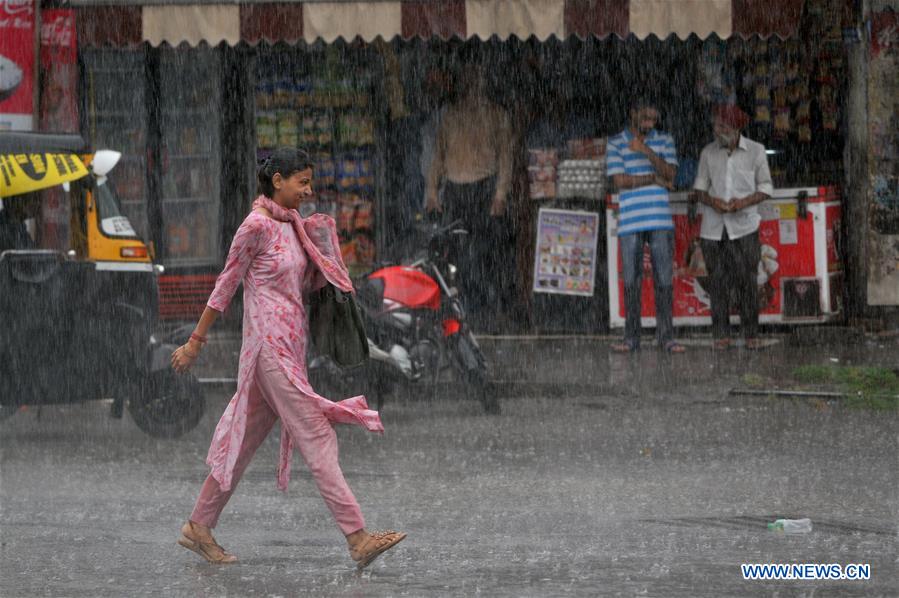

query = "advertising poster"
(0, 0), (35, 131)
(533, 208), (600, 297)
(40, 8), (78, 132)
(38, 8), (79, 249)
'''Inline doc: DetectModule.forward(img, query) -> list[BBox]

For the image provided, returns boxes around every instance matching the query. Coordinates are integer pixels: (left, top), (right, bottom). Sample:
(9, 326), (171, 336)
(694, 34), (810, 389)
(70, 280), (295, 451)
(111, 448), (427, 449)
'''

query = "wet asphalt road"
(2, 342), (898, 597)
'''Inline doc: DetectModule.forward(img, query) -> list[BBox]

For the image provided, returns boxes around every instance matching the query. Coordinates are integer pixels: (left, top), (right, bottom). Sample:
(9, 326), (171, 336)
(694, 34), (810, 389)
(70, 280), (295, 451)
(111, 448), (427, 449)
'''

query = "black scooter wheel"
(129, 370), (205, 438)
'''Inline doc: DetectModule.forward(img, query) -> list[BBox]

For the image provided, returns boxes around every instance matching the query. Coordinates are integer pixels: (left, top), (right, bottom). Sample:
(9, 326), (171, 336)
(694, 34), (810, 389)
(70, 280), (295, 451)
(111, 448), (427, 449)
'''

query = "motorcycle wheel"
(128, 370), (205, 438)
(469, 368), (500, 415)
(455, 331), (500, 415)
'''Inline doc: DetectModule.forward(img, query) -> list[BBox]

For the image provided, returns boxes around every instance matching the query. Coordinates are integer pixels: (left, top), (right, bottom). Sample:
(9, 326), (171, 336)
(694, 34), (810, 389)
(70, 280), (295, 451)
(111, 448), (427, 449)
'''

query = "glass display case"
(254, 45), (380, 275)
(82, 49), (149, 241)
(159, 49), (221, 268)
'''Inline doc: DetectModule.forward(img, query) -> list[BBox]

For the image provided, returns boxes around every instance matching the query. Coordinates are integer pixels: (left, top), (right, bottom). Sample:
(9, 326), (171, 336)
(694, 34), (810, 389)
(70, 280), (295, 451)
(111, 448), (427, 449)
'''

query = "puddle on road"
(640, 515), (896, 537)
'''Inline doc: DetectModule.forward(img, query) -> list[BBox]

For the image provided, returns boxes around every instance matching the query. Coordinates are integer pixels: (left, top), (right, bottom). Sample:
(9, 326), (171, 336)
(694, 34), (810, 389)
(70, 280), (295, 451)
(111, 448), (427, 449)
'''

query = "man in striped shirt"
(606, 97), (684, 353)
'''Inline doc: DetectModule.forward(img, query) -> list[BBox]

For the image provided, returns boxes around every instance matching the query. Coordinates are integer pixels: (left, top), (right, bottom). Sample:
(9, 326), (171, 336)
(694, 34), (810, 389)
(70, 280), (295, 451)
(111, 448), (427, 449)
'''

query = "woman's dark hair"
(257, 147), (313, 198)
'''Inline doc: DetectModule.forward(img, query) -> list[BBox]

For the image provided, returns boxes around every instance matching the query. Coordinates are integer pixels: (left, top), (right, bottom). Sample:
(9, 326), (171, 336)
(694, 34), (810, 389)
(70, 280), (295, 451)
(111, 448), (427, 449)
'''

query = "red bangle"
(190, 332), (207, 344)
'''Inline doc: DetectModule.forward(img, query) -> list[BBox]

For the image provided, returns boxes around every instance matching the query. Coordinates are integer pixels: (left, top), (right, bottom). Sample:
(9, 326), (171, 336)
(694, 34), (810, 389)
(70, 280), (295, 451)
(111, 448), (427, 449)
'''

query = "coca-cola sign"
(40, 9), (78, 132)
(42, 12), (75, 47)
(1, 0), (33, 15)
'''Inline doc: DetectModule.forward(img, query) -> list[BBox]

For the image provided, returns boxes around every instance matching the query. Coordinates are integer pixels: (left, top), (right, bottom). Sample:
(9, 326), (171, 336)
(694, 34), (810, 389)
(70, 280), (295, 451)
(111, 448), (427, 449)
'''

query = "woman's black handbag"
(308, 284), (369, 367)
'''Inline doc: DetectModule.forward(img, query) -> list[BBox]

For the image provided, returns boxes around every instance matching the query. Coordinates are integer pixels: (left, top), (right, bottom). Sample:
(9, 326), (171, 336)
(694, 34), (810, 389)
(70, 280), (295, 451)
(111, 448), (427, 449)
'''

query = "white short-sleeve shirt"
(693, 135), (774, 241)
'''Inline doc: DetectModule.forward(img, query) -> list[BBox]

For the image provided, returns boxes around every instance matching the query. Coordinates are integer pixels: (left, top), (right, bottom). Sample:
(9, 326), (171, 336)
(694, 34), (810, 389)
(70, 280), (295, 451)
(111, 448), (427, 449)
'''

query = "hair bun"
(255, 147), (313, 199)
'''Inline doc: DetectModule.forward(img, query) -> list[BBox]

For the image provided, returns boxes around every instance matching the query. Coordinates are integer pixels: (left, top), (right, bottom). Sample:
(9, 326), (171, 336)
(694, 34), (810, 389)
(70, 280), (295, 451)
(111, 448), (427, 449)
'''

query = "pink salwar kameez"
(190, 196), (382, 535)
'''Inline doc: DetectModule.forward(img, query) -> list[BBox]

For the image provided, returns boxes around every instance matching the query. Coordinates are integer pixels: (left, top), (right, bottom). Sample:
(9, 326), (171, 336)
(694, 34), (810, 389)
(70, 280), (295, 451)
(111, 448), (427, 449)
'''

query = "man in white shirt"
(693, 105), (774, 350)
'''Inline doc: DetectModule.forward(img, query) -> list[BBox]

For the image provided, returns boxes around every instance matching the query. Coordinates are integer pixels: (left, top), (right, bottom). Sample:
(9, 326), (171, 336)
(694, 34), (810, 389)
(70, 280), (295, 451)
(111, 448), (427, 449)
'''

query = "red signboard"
(40, 8), (78, 132)
(0, 0), (35, 130)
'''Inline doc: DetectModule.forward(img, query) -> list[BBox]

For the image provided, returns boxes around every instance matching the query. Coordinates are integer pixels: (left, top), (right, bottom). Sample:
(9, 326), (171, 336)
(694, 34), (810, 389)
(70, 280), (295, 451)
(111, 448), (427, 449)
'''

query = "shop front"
(75, 4), (394, 321)
(253, 42), (386, 277)
(603, 6), (853, 330)
(69, 0), (863, 331)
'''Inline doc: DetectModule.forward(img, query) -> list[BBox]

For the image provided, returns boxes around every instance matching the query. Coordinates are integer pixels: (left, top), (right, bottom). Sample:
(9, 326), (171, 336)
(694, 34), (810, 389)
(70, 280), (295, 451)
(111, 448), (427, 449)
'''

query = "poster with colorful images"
(0, 0), (34, 130)
(533, 208), (599, 297)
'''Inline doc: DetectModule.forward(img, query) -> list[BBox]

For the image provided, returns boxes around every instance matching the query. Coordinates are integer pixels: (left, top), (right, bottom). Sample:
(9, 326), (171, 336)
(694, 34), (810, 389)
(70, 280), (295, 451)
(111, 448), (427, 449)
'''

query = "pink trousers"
(190, 345), (365, 536)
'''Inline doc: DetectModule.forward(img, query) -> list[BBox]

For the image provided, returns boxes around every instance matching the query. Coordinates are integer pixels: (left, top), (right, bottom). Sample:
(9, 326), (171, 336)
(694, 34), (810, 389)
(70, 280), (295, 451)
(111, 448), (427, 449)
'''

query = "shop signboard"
(606, 188), (843, 328)
(533, 207), (600, 297)
(38, 8), (78, 249)
(40, 8), (78, 132)
(0, 0), (34, 131)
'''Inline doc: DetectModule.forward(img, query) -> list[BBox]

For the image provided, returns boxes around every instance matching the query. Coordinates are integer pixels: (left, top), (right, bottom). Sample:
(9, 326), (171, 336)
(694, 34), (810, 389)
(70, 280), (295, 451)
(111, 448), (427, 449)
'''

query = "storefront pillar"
(845, 0), (870, 318)
(863, 0), (899, 313)
(219, 45), (255, 248)
(145, 46), (164, 262)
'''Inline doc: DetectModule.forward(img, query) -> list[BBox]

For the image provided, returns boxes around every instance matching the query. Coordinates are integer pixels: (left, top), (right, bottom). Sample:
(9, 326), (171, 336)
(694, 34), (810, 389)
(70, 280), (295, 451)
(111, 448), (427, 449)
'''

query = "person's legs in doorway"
(647, 230), (683, 352)
(445, 177), (500, 333)
(614, 232), (645, 352)
(472, 178), (502, 332)
(701, 233), (733, 348)
(733, 232), (761, 345)
(489, 212), (516, 332)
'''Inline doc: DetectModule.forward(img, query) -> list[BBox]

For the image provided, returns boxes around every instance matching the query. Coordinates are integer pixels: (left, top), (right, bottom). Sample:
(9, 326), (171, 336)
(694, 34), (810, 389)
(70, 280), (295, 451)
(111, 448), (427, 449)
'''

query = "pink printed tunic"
(205, 195), (383, 492)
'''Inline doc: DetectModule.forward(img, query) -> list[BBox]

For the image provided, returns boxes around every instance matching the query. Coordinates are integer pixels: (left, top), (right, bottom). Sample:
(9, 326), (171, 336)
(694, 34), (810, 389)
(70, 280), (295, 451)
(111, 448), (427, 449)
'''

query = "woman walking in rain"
(171, 147), (405, 569)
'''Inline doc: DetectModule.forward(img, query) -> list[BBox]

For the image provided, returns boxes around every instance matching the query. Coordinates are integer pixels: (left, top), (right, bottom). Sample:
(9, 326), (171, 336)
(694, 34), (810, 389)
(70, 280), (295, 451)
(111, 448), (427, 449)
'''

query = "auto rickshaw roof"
(0, 133), (92, 198)
(0, 132), (88, 154)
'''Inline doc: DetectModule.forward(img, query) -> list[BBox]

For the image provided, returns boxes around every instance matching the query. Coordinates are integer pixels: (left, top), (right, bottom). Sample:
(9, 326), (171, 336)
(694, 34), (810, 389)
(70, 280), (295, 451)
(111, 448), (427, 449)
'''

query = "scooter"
(309, 220), (500, 414)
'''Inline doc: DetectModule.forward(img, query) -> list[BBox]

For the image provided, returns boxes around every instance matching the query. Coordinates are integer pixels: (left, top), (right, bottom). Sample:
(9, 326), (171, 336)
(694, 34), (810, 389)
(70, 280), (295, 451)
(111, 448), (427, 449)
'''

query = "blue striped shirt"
(606, 129), (678, 235)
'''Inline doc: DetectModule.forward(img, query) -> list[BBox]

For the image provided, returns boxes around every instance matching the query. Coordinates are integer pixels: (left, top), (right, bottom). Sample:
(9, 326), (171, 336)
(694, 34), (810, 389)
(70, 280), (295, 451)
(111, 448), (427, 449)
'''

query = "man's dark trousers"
(700, 229), (760, 339)
(442, 176), (512, 331)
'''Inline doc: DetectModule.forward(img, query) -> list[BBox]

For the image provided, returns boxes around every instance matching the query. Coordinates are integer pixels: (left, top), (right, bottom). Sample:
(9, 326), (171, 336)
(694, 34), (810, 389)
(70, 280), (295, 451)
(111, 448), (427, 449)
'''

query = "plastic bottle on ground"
(767, 518), (813, 534)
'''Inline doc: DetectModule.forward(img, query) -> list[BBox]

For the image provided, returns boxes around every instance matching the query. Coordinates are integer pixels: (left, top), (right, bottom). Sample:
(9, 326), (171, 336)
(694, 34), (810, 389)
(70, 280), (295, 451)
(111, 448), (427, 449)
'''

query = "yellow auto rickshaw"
(0, 132), (203, 437)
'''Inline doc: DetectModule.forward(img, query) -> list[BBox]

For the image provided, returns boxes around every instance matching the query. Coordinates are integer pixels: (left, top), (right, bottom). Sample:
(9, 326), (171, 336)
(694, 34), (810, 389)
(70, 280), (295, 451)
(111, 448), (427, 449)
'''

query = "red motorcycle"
(309, 220), (500, 414)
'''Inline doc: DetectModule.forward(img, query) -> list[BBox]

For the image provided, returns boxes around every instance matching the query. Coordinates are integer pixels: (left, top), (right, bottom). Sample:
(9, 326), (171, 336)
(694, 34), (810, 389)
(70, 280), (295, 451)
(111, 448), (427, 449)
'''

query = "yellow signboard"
(776, 203), (798, 220)
(0, 153), (90, 198)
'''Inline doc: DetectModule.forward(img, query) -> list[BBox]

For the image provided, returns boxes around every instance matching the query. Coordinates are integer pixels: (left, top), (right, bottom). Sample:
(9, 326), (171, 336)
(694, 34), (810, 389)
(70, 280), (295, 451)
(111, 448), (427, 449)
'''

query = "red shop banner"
(37, 9), (79, 250)
(0, 0), (35, 130)
(40, 8), (78, 132)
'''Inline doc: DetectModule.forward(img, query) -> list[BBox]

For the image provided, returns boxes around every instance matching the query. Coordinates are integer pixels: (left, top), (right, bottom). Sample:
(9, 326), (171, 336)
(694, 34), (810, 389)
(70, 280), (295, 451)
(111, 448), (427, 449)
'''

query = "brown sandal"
(349, 530), (407, 570)
(177, 521), (238, 564)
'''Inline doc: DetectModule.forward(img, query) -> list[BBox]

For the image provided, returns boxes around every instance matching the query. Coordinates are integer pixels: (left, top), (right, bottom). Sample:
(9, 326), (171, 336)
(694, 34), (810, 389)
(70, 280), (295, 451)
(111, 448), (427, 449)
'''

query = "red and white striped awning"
(77, 0), (806, 47)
